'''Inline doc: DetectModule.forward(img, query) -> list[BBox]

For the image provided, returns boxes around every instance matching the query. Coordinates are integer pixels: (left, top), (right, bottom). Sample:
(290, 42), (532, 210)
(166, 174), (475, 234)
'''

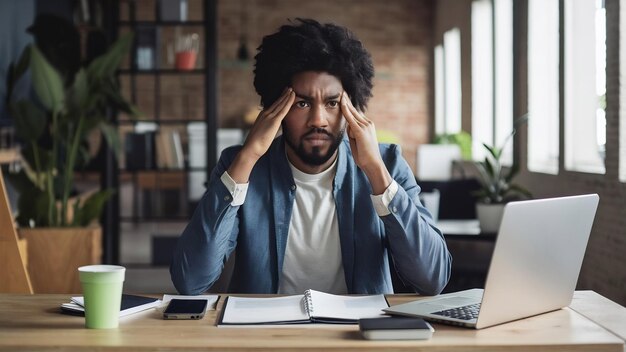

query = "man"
(171, 18), (451, 295)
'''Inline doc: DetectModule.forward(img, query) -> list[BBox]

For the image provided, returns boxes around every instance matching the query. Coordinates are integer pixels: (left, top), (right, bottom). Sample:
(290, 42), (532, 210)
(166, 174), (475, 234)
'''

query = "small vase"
(476, 203), (506, 233)
(175, 51), (197, 70)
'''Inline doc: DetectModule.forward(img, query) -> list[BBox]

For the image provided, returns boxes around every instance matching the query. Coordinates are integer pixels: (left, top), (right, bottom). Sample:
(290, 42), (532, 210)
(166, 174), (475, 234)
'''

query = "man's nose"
(307, 105), (329, 128)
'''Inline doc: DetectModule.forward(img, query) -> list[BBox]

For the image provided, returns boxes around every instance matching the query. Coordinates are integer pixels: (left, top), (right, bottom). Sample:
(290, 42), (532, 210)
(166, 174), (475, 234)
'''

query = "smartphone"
(163, 299), (208, 320)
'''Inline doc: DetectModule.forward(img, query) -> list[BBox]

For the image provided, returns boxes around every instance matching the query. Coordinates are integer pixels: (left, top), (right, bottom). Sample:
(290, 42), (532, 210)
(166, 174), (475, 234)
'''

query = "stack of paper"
(60, 294), (162, 317)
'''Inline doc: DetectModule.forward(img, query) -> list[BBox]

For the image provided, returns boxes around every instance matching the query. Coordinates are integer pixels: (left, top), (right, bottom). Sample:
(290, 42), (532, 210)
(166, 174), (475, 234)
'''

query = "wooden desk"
(0, 291), (624, 351)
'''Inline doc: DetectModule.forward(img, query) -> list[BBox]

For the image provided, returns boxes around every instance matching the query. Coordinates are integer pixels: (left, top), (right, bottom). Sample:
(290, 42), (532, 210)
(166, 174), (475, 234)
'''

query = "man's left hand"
(341, 92), (392, 194)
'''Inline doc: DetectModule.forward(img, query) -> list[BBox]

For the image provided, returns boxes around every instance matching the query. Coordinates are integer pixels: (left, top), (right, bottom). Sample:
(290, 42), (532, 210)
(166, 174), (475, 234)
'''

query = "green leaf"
(483, 158), (495, 178)
(506, 184), (533, 199)
(5, 170), (38, 196)
(101, 77), (140, 117)
(483, 143), (498, 160)
(99, 122), (122, 157)
(69, 69), (88, 111)
(29, 46), (65, 113)
(504, 163), (520, 184)
(73, 190), (115, 226)
(21, 143), (54, 172)
(13, 185), (52, 227)
(9, 101), (47, 141)
(14, 45), (31, 81)
(6, 46), (32, 103)
(86, 33), (133, 81)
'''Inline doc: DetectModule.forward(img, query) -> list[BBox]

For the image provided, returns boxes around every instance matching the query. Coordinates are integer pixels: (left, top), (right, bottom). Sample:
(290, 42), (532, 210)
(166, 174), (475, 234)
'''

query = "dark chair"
(417, 178), (481, 219)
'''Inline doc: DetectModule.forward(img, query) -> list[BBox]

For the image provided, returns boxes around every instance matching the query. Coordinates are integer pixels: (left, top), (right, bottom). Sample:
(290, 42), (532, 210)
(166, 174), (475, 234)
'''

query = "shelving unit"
(109, 0), (217, 265)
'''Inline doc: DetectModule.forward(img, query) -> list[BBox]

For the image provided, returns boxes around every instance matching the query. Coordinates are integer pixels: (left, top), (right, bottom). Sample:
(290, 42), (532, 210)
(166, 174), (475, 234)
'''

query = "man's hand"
(341, 92), (392, 195)
(228, 88), (295, 183)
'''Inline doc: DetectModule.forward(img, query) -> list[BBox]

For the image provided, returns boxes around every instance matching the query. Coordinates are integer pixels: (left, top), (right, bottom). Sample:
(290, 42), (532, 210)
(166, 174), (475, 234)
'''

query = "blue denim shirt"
(170, 136), (451, 294)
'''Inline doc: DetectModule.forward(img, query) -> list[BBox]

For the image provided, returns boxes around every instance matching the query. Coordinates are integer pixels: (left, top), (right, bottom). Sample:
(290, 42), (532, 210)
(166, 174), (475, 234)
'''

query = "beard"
(282, 125), (345, 166)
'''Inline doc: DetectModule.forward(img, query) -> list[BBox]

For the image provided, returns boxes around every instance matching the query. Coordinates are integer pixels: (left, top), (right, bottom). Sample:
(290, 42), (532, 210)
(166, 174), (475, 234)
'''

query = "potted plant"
(4, 17), (137, 292)
(473, 118), (532, 233)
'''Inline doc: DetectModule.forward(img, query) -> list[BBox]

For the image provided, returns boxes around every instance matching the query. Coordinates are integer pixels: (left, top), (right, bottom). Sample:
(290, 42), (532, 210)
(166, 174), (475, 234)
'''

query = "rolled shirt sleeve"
(370, 180), (399, 216)
(220, 171), (249, 206)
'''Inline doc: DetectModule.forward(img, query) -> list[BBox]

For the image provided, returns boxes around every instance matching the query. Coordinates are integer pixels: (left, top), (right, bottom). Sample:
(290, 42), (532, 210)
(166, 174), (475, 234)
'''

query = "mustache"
(303, 128), (334, 138)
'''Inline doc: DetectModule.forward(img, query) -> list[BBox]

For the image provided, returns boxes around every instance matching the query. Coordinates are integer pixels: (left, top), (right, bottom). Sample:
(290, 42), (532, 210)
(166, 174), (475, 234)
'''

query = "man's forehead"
(293, 89), (342, 100)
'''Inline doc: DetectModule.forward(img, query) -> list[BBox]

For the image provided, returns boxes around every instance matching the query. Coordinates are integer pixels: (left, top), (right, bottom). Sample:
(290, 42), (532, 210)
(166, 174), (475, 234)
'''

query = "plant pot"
(18, 226), (102, 293)
(476, 203), (506, 234)
(175, 51), (197, 70)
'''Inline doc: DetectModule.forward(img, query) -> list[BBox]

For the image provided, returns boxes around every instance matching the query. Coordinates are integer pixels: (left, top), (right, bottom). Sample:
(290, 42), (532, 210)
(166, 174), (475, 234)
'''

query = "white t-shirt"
(220, 155), (399, 294)
(277, 157), (348, 294)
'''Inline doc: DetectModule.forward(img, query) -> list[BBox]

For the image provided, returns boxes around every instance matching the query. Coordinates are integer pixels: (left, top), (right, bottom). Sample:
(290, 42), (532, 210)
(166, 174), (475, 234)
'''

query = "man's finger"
(273, 90), (295, 121)
(341, 92), (365, 128)
(265, 87), (293, 116)
(344, 95), (370, 125)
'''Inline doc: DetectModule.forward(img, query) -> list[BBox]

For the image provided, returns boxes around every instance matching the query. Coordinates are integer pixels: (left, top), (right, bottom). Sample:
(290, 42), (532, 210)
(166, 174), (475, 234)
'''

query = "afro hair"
(253, 18), (374, 111)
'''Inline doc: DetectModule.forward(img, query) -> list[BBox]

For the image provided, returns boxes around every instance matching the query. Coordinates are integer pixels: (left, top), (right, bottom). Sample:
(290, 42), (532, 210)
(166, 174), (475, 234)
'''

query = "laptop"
(384, 194), (599, 329)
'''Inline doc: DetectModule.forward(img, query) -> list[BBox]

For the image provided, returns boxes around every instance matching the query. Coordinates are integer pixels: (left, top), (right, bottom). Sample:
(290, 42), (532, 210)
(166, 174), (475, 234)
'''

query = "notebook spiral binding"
(303, 289), (314, 316)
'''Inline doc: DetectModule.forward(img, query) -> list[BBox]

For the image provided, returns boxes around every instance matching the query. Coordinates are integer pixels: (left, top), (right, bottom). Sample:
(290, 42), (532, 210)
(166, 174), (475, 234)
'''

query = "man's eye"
(327, 101), (339, 108)
(295, 101), (309, 108)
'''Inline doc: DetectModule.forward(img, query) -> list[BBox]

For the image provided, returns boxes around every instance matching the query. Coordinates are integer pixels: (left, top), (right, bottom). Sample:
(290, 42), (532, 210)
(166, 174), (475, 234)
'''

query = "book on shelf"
(155, 128), (184, 169)
(169, 130), (184, 169)
(60, 294), (161, 317)
(155, 128), (174, 169)
(218, 289), (389, 327)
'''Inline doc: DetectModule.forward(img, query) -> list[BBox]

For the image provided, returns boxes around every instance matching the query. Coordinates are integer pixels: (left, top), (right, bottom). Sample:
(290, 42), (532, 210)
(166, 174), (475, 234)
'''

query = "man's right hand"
(227, 87), (295, 183)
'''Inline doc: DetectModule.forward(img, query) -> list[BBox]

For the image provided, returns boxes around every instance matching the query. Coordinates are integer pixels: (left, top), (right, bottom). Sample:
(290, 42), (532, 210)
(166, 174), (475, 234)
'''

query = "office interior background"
(0, 0), (625, 305)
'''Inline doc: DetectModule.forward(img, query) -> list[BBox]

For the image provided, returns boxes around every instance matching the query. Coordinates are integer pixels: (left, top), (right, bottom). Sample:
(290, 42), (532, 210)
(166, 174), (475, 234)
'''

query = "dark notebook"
(359, 317), (434, 340)
(60, 294), (161, 317)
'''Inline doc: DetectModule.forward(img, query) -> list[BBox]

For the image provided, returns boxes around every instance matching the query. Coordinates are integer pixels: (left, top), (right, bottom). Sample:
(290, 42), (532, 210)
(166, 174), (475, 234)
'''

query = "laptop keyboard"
(432, 303), (481, 320)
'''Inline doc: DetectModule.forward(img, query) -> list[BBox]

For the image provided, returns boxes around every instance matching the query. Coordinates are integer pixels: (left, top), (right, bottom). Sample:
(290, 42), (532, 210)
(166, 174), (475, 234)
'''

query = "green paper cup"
(78, 265), (126, 329)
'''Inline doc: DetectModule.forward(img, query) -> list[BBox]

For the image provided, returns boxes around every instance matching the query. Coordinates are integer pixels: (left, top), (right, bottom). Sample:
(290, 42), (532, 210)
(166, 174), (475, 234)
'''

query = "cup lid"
(78, 265), (126, 283)
(78, 265), (126, 273)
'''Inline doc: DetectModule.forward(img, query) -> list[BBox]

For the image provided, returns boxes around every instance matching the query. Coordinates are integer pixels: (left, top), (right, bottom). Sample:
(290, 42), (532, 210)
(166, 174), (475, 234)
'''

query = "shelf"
(109, 0), (217, 264)
(118, 119), (206, 125)
(120, 167), (206, 173)
(119, 20), (205, 26)
(119, 68), (206, 75)
(0, 148), (19, 164)
(120, 216), (192, 222)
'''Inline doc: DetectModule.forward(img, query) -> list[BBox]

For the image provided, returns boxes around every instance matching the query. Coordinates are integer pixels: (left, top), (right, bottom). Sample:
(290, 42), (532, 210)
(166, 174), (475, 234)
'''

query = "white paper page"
(66, 298), (162, 317)
(221, 295), (309, 324)
(307, 290), (388, 320)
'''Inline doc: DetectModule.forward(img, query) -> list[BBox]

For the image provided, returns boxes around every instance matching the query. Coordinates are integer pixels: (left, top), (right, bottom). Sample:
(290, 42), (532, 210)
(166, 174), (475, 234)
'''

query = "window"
(434, 44), (445, 135)
(494, 0), (514, 165)
(471, 0), (493, 161)
(434, 28), (463, 136)
(564, 0), (606, 174)
(620, 0), (626, 181)
(470, 0), (514, 163)
(527, 0), (560, 174)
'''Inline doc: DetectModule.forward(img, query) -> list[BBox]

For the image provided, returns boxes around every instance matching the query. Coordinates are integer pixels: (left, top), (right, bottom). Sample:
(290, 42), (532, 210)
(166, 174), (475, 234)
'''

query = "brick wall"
(217, 0), (434, 172)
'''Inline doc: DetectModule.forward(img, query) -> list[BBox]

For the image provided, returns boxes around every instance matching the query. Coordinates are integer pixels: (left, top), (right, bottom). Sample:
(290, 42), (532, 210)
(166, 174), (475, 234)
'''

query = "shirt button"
(290, 185), (296, 191)
(391, 206), (398, 213)
(224, 195), (231, 201)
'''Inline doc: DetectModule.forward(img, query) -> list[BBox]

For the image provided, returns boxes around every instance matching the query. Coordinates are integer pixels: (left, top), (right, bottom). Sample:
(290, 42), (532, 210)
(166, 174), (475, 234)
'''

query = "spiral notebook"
(218, 289), (389, 326)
